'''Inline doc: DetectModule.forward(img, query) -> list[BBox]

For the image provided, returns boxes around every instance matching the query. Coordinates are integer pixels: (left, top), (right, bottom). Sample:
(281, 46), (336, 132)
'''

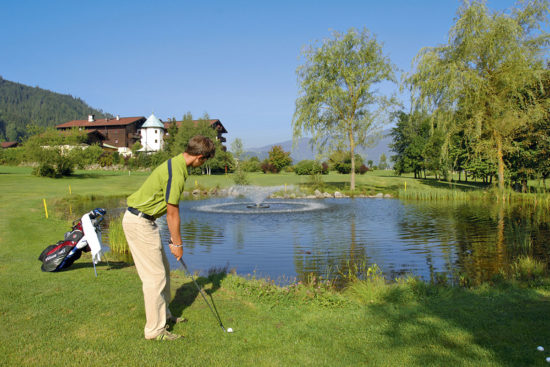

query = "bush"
(0, 147), (24, 165)
(98, 153), (114, 167)
(260, 161), (278, 173)
(241, 157), (261, 172)
(295, 160), (329, 175)
(233, 168), (250, 185)
(335, 162), (352, 174)
(32, 163), (56, 178)
(295, 160), (317, 175)
(358, 164), (369, 175)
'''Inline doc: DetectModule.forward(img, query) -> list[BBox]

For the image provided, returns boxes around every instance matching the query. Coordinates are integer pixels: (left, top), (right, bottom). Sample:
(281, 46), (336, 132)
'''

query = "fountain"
(193, 185), (327, 214)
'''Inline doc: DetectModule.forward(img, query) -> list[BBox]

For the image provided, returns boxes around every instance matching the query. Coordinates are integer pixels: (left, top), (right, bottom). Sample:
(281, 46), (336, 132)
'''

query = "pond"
(150, 197), (550, 285)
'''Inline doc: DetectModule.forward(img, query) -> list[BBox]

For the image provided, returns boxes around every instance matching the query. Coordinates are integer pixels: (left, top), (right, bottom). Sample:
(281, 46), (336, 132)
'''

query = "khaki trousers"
(122, 210), (173, 339)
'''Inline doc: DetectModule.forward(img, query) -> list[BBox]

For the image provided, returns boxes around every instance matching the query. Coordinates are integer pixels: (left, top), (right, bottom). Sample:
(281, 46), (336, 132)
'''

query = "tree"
(406, 0), (550, 191)
(378, 154), (388, 170)
(266, 145), (292, 173)
(293, 28), (398, 190)
(390, 111), (430, 178)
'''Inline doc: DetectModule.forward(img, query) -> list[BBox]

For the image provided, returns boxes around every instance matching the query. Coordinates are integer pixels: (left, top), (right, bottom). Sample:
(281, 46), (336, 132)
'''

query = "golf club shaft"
(178, 257), (226, 332)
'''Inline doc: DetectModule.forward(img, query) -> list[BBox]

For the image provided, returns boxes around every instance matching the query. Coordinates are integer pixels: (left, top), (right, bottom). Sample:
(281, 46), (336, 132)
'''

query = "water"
(154, 197), (550, 285)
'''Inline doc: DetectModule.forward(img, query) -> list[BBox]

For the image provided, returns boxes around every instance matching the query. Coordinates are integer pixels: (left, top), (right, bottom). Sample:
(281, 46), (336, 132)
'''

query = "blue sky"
(1, 0), (518, 148)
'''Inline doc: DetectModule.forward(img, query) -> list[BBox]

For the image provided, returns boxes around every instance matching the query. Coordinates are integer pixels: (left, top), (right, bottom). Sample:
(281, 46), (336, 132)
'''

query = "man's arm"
(166, 203), (183, 260)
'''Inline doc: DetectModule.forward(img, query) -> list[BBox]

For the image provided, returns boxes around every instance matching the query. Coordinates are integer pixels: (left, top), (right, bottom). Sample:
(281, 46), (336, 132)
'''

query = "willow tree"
(293, 28), (397, 190)
(406, 0), (550, 191)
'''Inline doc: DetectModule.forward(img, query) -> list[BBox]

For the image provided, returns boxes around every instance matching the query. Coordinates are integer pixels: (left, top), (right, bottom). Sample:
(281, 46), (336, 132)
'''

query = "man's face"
(190, 155), (207, 167)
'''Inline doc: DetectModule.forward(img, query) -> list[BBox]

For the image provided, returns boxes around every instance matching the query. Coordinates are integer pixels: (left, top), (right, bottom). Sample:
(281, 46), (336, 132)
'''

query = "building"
(140, 113), (165, 152)
(56, 115), (146, 153)
(56, 114), (228, 154)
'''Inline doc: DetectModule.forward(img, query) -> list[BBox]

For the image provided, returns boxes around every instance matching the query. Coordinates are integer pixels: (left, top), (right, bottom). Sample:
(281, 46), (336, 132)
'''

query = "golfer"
(122, 135), (216, 341)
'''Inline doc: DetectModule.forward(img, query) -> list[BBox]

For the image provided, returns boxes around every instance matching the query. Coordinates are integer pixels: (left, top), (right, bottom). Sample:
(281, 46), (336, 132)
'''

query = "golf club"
(176, 254), (231, 333)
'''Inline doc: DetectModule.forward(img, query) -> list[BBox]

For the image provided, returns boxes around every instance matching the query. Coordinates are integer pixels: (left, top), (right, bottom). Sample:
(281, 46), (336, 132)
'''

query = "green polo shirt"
(127, 154), (188, 218)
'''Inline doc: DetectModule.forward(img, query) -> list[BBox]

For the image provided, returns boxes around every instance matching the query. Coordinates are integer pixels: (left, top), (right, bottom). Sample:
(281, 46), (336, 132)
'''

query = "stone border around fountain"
(182, 187), (393, 199)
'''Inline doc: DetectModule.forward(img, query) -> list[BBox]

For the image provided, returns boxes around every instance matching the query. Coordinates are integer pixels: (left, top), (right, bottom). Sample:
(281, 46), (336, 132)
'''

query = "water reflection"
(154, 198), (550, 285)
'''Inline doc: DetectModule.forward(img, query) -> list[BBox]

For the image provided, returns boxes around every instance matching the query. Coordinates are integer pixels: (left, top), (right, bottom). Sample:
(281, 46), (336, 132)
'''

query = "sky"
(1, 0), (519, 149)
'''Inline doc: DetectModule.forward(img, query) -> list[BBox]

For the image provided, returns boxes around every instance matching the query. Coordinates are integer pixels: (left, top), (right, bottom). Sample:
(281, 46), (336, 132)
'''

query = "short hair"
(185, 135), (216, 159)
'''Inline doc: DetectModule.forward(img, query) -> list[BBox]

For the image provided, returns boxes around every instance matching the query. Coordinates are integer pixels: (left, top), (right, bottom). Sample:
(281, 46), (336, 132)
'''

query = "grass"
(2, 165), (550, 366)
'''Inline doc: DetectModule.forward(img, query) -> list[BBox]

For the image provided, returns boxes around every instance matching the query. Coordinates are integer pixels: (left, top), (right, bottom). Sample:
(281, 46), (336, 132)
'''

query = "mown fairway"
(1, 166), (550, 366)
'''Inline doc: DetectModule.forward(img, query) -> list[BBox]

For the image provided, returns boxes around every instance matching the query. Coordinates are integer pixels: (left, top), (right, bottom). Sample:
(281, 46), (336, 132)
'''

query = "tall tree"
(293, 28), (398, 190)
(406, 0), (550, 191)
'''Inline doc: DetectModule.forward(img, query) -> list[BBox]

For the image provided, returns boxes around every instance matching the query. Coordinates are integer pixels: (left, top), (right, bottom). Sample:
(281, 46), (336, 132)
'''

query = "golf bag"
(38, 208), (108, 272)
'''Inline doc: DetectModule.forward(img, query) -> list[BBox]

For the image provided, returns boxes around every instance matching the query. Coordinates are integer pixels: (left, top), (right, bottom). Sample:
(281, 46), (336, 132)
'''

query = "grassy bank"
(2, 166), (550, 366)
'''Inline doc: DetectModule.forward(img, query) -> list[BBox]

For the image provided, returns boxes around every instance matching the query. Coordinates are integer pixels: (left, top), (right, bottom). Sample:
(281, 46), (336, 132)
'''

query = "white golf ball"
(546, 357), (550, 363)
(227, 328), (233, 333)
(538, 346), (544, 351)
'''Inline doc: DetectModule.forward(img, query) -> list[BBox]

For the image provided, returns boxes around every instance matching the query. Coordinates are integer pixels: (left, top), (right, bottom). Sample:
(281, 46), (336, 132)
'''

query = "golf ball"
(538, 346), (545, 352)
(546, 357), (550, 363)
(227, 328), (233, 333)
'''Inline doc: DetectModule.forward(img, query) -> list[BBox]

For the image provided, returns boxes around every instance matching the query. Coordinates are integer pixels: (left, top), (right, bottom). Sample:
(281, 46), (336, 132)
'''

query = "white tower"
(140, 113), (165, 152)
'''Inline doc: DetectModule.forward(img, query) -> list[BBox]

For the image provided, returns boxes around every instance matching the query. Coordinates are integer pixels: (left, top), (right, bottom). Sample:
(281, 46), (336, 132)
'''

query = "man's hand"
(169, 241), (183, 261)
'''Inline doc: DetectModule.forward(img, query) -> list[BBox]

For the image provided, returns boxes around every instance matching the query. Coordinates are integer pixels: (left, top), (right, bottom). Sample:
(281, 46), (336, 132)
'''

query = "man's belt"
(127, 207), (155, 221)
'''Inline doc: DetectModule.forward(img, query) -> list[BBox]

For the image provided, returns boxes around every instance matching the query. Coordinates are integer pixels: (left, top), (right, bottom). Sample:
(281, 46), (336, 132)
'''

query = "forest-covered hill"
(0, 77), (110, 142)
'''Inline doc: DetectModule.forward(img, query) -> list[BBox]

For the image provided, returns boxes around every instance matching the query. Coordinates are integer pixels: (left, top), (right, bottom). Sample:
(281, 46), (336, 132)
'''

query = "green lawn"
(1, 166), (550, 366)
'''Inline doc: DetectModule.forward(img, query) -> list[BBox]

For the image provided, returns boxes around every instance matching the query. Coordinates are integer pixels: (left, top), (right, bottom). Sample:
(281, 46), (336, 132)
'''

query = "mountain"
(0, 77), (110, 142)
(245, 130), (394, 165)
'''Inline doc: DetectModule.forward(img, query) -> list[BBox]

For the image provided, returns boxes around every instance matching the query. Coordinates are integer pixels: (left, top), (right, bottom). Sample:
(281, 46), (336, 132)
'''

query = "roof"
(56, 116), (145, 129)
(164, 119), (227, 133)
(141, 114), (165, 129)
(1, 141), (18, 148)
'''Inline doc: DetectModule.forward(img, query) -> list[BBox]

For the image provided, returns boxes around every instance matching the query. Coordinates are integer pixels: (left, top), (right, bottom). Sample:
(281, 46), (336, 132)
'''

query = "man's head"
(185, 135), (216, 167)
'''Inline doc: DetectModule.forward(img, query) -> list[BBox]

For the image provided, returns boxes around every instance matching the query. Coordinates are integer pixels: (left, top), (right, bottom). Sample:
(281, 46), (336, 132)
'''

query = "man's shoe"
(154, 329), (184, 341)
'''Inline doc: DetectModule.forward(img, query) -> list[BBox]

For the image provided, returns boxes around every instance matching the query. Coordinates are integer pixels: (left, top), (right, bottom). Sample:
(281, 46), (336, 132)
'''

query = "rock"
(314, 189), (323, 198)
(384, 194), (392, 198)
(323, 192), (333, 198)
(306, 195), (317, 199)
(375, 193), (384, 198)
(192, 189), (201, 196)
(334, 191), (344, 198)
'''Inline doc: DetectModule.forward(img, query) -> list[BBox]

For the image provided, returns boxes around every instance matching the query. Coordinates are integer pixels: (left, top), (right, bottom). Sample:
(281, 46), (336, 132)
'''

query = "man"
(122, 135), (216, 341)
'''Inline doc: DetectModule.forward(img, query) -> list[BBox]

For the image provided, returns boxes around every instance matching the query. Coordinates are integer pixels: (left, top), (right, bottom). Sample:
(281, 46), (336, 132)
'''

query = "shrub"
(233, 167), (250, 185)
(98, 152), (114, 167)
(241, 157), (261, 172)
(261, 160), (278, 173)
(32, 163), (56, 177)
(510, 256), (546, 283)
(358, 164), (369, 175)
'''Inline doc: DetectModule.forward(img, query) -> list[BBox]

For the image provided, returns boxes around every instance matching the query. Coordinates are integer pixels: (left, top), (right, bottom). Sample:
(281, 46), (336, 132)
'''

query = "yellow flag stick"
(43, 199), (49, 219)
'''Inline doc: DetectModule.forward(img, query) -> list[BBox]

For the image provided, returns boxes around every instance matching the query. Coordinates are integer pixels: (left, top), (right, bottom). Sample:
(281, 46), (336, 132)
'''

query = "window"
(155, 129), (158, 134)
(155, 139), (158, 143)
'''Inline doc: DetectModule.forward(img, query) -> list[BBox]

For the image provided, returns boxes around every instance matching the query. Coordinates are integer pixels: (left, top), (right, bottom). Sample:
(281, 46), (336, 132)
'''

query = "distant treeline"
(0, 77), (110, 142)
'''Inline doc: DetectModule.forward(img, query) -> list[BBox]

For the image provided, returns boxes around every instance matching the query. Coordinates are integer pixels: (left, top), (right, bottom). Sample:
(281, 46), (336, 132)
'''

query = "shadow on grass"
(417, 178), (491, 191)
(68, 172), (122, 179)
(367, 284), (550, 366)
(67, 260), (132, 272)
(304, 181), (402, 193)
(170, 270), (227, 322)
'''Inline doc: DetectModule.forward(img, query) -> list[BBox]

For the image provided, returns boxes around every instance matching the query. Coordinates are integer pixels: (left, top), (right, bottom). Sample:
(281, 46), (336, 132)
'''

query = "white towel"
(81, 213), (109, 264)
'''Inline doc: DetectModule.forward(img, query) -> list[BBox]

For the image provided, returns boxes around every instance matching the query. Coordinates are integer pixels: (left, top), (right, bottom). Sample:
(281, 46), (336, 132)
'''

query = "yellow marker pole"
(195, 180), (198, 187)
(43, 199), (49, 219)
(404, 181), (407, 191)
(285, 183), (287, 193)
(69, 185), (72, 195)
